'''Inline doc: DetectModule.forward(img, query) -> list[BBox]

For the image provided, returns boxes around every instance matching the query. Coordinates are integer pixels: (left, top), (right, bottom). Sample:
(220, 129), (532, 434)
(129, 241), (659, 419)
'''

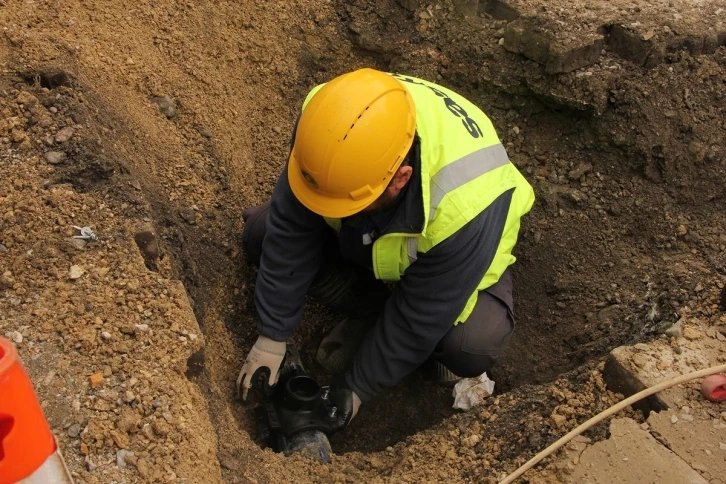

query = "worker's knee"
(432, 289), (515, 377)
(241, 201), (271, 266)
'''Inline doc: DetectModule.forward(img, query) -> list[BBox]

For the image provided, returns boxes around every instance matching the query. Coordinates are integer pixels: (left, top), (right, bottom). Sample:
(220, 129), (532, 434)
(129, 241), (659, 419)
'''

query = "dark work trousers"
(242, 202), (515, 378)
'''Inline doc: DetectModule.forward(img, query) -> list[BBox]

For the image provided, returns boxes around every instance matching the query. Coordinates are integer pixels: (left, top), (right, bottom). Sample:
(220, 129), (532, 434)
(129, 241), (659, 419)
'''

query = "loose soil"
(1, 0), (725, 483)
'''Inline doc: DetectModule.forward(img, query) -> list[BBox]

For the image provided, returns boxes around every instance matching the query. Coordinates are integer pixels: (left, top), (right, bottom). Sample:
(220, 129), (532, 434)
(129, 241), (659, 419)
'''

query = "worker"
(237, 68), (535, 433)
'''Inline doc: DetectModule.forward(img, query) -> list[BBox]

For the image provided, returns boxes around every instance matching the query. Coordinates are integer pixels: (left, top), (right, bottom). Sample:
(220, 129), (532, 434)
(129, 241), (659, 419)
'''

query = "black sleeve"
(345, 189), (514, 401)
(254, 164), (327, 341)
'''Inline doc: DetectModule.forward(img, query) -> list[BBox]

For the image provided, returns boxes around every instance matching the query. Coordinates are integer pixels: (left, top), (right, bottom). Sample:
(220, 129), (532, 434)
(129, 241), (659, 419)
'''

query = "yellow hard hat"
(288, 68), (417, 218)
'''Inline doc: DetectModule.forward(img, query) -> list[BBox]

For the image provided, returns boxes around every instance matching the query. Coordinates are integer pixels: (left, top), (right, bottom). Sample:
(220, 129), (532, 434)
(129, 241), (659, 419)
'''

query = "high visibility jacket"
(302, 74), (535, 324)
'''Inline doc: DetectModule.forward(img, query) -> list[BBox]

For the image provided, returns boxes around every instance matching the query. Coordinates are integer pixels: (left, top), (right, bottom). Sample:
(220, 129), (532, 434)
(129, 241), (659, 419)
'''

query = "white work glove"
(236, 335), (286, 403)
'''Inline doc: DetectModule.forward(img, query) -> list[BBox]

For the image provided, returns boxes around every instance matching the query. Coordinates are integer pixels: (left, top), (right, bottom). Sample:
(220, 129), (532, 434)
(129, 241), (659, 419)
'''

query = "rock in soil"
(54, 126), (74, 143)
(44, 151), (66, 164)
(150, 95), (177, 119)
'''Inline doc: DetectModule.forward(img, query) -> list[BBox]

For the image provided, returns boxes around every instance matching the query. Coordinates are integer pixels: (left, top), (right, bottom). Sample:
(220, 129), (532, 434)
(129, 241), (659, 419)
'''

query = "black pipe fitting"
(256, 349), (335, 462)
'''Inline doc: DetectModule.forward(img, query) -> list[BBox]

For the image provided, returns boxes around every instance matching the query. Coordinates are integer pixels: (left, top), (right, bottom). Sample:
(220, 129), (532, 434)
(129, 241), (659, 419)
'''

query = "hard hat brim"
(288, 150), (384, 218)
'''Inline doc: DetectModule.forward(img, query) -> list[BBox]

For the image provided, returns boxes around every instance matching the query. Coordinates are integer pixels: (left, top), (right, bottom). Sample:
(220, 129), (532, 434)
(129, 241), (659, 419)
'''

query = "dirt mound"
(1, 0), (725, 483)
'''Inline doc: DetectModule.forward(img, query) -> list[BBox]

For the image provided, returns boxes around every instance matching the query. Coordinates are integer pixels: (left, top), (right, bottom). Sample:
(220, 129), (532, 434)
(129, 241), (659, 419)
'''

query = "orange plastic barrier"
(0, 337), (57, 484)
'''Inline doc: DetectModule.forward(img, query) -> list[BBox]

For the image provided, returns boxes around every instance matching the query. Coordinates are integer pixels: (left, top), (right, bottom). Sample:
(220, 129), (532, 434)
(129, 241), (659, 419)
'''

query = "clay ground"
(1, 0), (725, 482)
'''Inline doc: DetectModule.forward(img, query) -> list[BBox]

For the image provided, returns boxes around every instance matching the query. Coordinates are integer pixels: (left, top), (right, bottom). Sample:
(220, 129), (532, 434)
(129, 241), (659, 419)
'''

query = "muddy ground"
(1, 0), (725, 482)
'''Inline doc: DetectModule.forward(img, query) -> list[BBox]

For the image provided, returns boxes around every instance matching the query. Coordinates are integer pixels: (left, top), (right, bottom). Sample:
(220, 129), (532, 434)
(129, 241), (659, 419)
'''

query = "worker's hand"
(236, 335), (286, 403)
(328, 378), (361, 433)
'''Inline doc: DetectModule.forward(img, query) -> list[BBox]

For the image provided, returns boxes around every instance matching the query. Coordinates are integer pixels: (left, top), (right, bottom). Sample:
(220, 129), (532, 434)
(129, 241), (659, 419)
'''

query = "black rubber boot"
(316, 313), (378, 375)
(420, 359), (462, 386)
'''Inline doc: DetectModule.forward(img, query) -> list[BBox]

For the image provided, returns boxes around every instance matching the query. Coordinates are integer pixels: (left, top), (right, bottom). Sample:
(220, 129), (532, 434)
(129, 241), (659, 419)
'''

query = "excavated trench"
(132, 8), (726, 465)
(156, 68), (721, 458)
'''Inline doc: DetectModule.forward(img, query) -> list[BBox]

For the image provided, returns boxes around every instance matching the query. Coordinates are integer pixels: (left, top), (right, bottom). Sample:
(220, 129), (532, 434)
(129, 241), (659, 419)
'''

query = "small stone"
(101, 331), (112, 341)
(54, 126), (74, 143)
(179, 208), (197, 225)
(49, 106), (58, 114)
(150, 95), (176, 119)
(664, 320), (683, 338)
(44, 151), (66, 164)
(683, 327), (702, 340)
(11, 129), (28, 144)
(80, 442), (89, 454)
(550, 413), (567, 428)
(152, 419), (170, 437)
(69, 265), (85, 280)
(0, 274), (12, 290)
(16, 91), (37, 105)
(123, 391), (136, 403)
(670, 415), (679, 424)
(89, 372), (104, 388)
(462, 434), (481, 447)
(141, 423), (155, 440)
(720, 442), (726, 450)
(117, 449), (134, 468)
(568, 163), (593, 180)
(111, 429), (130, 449)
(199, 127), (212, 138)
(5, 331), (23, 344)
(128, 377), (139, 387)
(117, 408), (141, 433)
(219, 457), (239, 471)
(67, 423), (82, 438)
(134, 324), (149, 332)
(69, 238), (88, 250)
(136, 458), (151, 477)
